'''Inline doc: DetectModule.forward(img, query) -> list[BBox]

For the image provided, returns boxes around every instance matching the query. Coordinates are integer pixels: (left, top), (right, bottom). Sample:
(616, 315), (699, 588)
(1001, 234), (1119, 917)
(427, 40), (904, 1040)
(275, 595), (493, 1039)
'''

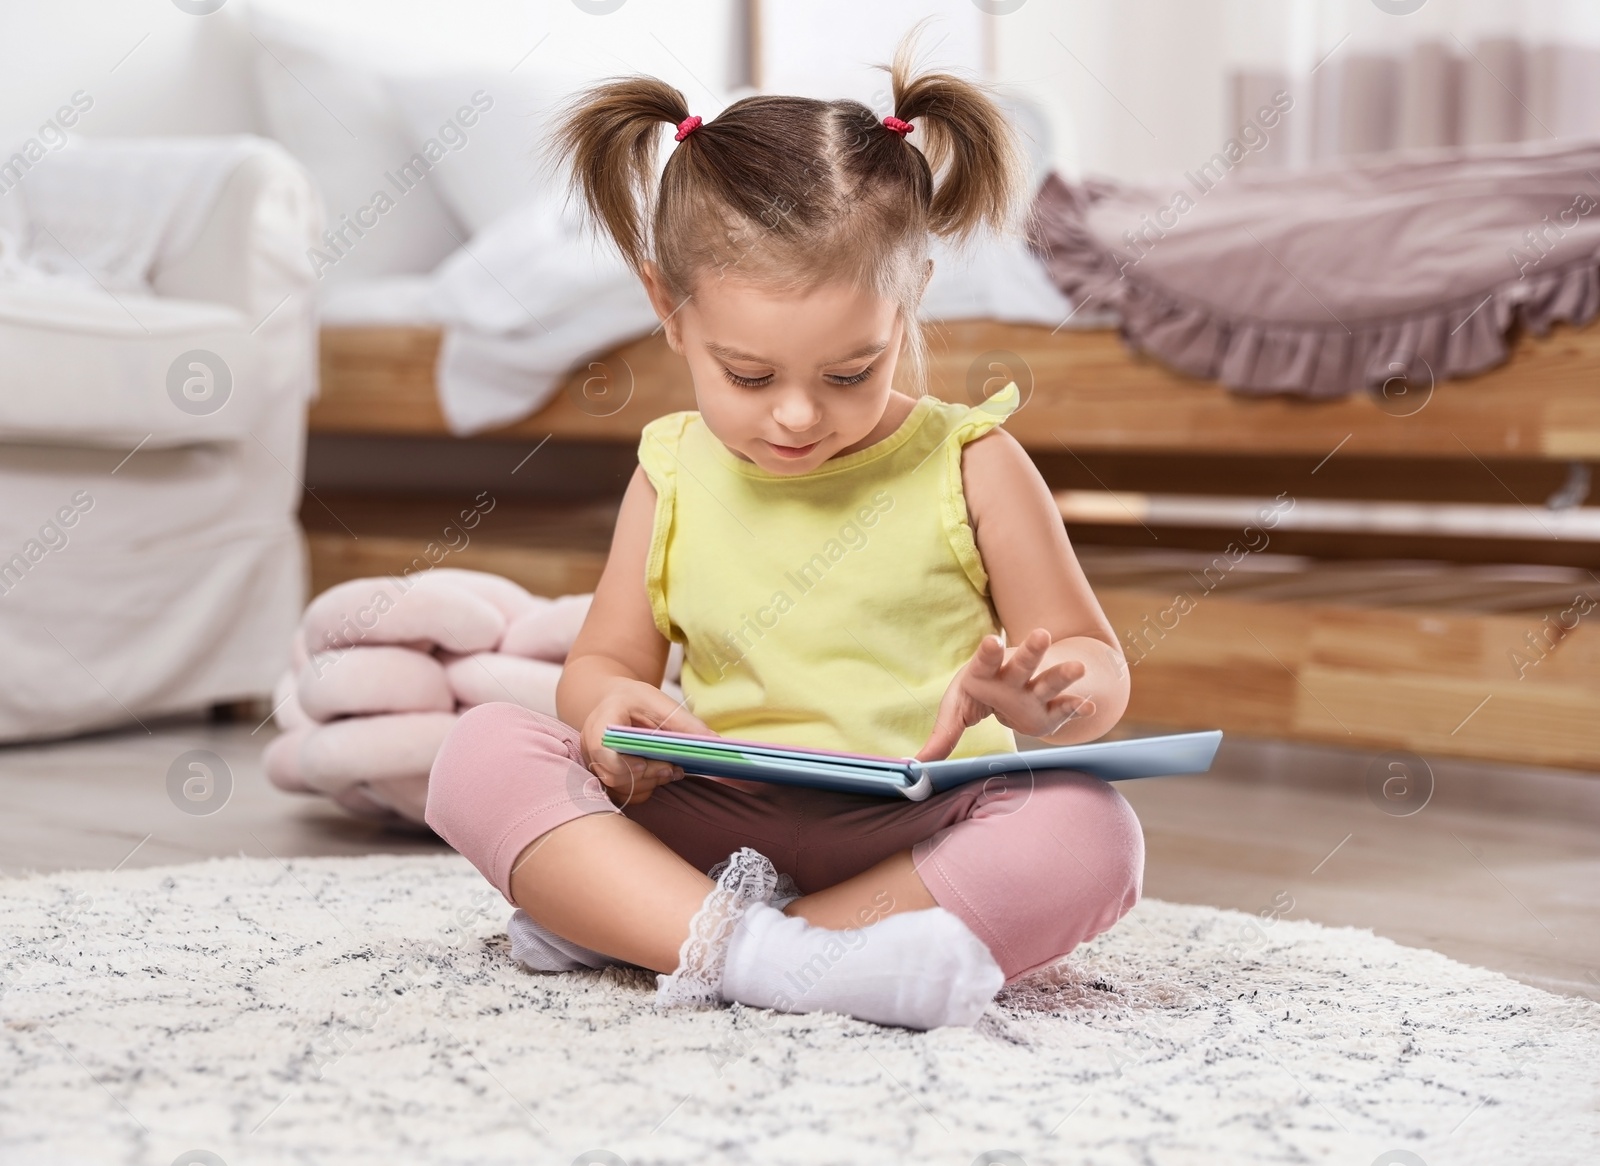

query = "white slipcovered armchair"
(0, 137), (322, 742)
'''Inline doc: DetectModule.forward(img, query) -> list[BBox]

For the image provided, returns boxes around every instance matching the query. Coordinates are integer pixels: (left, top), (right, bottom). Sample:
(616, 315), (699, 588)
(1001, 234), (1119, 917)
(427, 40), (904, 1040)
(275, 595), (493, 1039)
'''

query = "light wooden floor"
(2, 717), (1596, 1002)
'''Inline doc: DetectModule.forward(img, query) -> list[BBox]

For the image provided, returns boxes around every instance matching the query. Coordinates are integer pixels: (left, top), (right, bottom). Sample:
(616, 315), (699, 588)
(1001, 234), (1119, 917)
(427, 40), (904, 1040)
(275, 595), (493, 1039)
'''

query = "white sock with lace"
(509, 868), (800, 974)
(654, 847), (1004, 1030)
(720, 901), (1004, 1030)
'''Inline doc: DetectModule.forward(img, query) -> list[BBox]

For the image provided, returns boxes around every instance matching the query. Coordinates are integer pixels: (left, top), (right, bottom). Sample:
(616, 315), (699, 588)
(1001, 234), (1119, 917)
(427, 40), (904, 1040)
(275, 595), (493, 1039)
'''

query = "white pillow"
(388, 72), (754, 237)
(386, 72), (580, 237)
(248, 9), (464, 286)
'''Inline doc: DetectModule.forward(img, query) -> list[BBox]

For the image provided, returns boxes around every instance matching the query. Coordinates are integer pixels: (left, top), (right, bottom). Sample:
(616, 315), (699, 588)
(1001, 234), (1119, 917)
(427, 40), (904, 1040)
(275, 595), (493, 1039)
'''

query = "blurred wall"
(991, 0), (1233, 184)
(0, 0), (744, 149)
(19, 1), (1593, 194)
(0, 1), (261, 144)
(1, 0), (1231, 188)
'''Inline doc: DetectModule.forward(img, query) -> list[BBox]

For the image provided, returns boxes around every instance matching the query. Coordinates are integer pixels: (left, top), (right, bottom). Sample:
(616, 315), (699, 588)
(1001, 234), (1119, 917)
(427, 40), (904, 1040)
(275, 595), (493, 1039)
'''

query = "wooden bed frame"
(312, 318), (1600, 457)
(304, 318), (1600, 772)
(300, 492), (1600, 771)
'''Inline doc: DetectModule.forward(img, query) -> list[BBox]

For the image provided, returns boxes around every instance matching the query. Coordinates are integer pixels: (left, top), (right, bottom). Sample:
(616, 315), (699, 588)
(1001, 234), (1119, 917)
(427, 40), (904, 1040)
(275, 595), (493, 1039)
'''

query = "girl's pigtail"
(546, 76), (692, 276)
(885, 20), (1032, 244)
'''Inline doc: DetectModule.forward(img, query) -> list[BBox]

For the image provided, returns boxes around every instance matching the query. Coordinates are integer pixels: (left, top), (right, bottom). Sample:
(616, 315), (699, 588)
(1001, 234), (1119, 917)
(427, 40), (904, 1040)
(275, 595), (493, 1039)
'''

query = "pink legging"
(425, 703), (1145, 982)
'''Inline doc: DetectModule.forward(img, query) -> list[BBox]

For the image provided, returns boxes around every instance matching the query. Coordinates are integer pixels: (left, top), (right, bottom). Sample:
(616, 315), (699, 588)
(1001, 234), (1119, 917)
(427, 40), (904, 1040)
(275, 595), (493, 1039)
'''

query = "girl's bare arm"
(557, 466), (670, 717)
(919, 427), (1129, 755)
(556, 465), (712, 803)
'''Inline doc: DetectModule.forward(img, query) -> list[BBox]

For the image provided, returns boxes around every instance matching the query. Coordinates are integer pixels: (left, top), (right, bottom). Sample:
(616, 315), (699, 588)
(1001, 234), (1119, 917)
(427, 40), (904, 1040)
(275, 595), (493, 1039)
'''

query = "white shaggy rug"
(1, 855), (1596, 1166)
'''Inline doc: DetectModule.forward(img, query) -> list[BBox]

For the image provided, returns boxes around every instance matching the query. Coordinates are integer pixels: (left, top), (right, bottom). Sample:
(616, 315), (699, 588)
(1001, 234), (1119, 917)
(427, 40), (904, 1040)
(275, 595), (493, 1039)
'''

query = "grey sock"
(507, 908), (617, 972)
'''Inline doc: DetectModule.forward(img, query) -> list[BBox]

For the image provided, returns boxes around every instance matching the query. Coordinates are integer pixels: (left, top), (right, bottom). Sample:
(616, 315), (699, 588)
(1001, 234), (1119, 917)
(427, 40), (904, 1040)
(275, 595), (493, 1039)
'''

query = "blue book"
(601, 725), (1223, 801)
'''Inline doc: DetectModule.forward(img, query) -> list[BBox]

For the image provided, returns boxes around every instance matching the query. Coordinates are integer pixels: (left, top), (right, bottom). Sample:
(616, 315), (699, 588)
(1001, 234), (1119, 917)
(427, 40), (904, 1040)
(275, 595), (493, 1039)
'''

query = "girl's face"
(641, 261), (928, 476)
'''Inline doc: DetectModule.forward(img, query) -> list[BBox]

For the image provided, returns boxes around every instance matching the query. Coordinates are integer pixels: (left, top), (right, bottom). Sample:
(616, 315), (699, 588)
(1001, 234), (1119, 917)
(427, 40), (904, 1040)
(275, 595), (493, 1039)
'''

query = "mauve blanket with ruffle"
(1026, 138), (1600, 399)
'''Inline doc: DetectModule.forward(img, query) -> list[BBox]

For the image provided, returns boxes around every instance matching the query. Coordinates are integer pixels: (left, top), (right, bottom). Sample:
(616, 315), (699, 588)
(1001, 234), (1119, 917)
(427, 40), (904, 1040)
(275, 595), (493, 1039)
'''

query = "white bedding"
(322, 195), (1095, 435)
(318, 275), (438, 326)
(240, 9), (1098, 433)
(240, 7), (1106, 433)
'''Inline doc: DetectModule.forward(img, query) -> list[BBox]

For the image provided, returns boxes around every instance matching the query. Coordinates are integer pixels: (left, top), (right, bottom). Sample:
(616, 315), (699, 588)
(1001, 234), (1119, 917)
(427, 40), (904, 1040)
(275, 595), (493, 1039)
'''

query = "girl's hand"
(581, 678), (714, 807)
(914, 628), (1095, 762)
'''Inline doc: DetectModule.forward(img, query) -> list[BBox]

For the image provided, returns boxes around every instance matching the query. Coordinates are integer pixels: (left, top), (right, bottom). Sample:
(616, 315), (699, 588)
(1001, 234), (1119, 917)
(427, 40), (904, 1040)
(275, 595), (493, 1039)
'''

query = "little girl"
(426, 35), (1143, 1031)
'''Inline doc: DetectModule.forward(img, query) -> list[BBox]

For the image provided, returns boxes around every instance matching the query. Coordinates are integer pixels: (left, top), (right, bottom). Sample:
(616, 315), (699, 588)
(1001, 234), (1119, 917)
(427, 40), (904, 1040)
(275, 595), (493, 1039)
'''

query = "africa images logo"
(167, 350), (232, 415)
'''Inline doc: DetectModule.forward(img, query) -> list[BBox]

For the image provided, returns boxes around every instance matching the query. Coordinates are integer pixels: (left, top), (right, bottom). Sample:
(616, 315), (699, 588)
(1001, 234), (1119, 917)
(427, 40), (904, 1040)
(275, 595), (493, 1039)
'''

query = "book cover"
(601, 725), (1223, 801)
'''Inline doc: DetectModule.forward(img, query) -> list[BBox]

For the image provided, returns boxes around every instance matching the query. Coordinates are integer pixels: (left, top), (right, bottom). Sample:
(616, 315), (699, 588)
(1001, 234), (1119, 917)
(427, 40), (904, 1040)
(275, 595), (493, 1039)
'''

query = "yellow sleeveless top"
(637, 380), (1022, 761)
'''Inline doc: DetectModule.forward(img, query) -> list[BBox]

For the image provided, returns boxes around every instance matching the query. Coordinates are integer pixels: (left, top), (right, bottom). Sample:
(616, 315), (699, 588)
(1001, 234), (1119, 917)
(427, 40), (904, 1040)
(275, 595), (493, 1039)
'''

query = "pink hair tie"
(882, 115), (914, 137)
(675, 115), (703, 142)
